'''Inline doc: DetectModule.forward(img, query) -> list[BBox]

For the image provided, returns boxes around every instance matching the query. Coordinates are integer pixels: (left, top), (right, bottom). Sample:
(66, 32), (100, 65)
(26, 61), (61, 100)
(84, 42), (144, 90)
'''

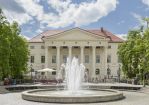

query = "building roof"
(29, 27), (123, 43)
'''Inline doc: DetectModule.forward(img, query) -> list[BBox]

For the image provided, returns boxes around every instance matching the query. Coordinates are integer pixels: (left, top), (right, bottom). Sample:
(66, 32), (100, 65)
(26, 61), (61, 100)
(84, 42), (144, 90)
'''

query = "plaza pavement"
(0, 83), (148, 105)
(0, 88), (149, 105)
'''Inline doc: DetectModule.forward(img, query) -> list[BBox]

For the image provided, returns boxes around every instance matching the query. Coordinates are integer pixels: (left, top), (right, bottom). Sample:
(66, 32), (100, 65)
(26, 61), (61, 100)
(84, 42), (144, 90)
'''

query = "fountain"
(65, 57), (85, 93)
(22, 57), (124, 103)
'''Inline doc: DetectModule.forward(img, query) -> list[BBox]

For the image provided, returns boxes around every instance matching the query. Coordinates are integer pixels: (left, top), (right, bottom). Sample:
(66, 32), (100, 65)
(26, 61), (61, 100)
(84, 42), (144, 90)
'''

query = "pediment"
(45, 28), (105, 41)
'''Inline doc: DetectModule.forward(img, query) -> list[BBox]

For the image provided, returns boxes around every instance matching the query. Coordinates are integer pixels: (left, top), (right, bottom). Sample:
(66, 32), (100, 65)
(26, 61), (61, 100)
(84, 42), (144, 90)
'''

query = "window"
(96, 46), (100, 49)
(74, 46), (78, 48)
(52, 46), (56, 49)
(85, 55), (89, 63)
(95, 69), (100, 75)
(107, 55), (111, 63)
(96, 55), (100, 63)
(30, 56), (34, 63)
(30, 46), (34, 49)
(41, 46), (44, 49)
(52, 71), (56, 75)
(52, 55), (56, 63)
(41, 56), (45, 63)
(85, 46), (89, 48)
(63, 55), (67, 63)
(63, 46), (67, 49)
(108, 45), (111, 49)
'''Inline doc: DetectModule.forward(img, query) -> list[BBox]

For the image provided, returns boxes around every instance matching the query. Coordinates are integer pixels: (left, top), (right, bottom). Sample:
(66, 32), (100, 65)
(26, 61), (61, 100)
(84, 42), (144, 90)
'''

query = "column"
(92, 46), (96, 77)
(104, 46), (108, 75)
(56, 46), (60, 71)
(80, 46), (84, 64)
(45, 46), (48, 68)
(68, 46), (72, 60)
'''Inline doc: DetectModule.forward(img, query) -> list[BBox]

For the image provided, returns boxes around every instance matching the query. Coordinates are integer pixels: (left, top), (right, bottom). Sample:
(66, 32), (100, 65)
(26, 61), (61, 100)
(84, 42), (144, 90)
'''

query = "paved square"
(0, 90), (149, 105)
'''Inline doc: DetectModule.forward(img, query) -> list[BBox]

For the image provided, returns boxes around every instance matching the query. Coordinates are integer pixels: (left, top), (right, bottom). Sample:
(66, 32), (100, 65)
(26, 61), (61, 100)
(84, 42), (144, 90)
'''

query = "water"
(59, 57), (85, 93)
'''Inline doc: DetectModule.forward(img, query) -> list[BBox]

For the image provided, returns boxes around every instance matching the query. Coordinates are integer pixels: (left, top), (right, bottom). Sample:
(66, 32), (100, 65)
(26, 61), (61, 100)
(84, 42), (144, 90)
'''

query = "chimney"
(101, 27), (104, 32)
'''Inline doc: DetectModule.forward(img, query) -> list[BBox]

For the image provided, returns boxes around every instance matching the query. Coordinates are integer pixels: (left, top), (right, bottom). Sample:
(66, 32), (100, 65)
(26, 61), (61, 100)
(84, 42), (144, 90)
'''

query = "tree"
(143, 17), (149, 28)
(0, 9), (11, 79)
(118, 26), (149, 85)
(118, 30), (142, 78)
(0, 8), (29, 80)
(9, 22), (29, 79)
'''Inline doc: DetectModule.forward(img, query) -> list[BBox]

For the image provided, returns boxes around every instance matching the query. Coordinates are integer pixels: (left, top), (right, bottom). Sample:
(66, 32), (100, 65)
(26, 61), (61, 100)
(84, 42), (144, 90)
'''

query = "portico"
(44, 44), (107, 78)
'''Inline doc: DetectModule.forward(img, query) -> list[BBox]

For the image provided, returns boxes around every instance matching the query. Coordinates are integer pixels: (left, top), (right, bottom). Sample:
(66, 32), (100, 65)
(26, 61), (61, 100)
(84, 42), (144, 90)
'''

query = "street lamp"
(30, 64), (33, 81)
(117, 64), (121, 83)
(107, 65), (111, 79)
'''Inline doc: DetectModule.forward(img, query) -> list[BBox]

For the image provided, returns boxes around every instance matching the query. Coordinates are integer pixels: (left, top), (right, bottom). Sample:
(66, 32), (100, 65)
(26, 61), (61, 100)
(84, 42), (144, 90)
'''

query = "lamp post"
(107, 65), (111, 79)
(30, 64), (33, 81)
(117, 64), (121, 83)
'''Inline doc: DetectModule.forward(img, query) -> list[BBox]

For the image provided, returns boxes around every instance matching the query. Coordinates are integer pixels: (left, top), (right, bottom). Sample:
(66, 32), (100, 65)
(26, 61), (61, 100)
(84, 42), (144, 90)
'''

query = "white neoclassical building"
(28, 27), (123, 80)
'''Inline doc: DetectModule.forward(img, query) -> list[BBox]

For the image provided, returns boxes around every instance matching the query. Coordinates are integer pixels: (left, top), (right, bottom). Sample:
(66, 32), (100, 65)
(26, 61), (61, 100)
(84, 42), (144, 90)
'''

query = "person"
(4, 78), (9, 85)
(13, 79), (16, 85)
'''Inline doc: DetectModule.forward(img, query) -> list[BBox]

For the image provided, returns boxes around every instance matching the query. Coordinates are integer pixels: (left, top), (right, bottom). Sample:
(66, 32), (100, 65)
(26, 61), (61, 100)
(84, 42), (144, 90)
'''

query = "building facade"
(28, 27), (123, 80)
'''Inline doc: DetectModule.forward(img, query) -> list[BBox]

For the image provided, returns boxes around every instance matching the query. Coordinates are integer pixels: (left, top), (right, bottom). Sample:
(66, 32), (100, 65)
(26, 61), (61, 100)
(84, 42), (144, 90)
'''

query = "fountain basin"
(22, 89), (124, 103)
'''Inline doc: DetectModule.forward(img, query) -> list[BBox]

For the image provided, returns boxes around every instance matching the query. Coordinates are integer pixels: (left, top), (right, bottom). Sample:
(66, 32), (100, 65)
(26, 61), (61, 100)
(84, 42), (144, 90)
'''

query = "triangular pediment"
(44, 28), (106, 41)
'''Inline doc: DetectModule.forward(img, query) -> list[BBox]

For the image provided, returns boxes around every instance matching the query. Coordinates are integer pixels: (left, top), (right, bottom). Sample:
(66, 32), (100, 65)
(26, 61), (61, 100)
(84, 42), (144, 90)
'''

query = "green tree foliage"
(118, 26), (149, 81)
(0, 9), (29, 80)
(143, 17), (149, 28)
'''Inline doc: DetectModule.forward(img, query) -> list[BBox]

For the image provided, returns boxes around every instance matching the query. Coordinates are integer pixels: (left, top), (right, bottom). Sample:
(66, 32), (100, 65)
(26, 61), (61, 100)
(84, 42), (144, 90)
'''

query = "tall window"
(85, 55), (89, 63)
(30, 56), (34, 63)
(96, 55), (100, 63)
(41, 56), (45, 63)
(107, 55), (111, 63)
(63, 55), (67, 63)
(52, 55), (56, 63)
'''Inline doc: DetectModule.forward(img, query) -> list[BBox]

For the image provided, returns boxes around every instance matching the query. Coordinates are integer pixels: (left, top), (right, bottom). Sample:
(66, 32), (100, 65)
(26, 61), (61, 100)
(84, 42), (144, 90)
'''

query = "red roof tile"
(29, 28), (123, 43)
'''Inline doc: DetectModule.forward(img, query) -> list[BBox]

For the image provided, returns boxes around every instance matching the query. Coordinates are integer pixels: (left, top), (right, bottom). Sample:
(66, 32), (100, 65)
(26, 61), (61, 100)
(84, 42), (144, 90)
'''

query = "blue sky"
(0, 0), (149, 39)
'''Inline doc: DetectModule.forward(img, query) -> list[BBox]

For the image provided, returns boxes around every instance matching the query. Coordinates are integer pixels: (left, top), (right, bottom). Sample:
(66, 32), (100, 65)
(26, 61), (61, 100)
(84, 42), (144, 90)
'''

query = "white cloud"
(132, 13), (143, 25)
(131, 12), (148, 29)
(19, 35), (30, 40)
(117, 34), (127, 40)
(1, 0), (43, 25)
(142, 0), (149, 6)
(3, 9), (32, 25)
(45, 0), (118, 28)
(1, 0), (118, 28)
(14, 0), (44, 21)
(36, 29), (43, 33)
